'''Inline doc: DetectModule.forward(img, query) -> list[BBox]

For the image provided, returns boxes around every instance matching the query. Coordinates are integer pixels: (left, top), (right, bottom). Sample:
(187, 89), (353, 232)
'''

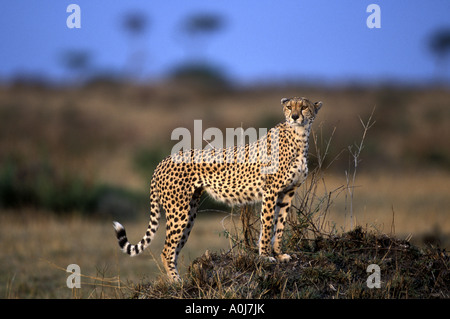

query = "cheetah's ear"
(314, 101), (322, 113)
(281, 98), (290, 105)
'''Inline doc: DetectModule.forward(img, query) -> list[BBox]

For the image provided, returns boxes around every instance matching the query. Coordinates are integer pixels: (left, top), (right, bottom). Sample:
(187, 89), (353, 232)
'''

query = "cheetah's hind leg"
(160, 188), (203, 281)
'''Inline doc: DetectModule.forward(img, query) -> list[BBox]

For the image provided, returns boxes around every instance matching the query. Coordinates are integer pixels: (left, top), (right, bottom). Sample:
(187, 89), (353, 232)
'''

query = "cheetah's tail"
(112, 218), (159, 257)
(113, 187), (161, 257)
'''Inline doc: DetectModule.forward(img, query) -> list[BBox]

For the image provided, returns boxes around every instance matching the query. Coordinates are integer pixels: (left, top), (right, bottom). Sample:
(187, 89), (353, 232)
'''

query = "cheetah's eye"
(286, 105), (292, 110)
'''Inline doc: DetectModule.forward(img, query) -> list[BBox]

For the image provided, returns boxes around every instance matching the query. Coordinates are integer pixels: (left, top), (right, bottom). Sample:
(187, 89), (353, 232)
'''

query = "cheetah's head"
(281, 97), (322, 127)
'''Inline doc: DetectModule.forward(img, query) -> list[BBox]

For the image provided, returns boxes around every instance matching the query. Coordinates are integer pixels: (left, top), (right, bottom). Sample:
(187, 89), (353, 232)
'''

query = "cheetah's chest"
(288, 147), (309, 188)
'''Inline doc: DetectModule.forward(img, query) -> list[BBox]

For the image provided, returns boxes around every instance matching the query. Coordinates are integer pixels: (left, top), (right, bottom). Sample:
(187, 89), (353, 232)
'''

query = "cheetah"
(113, 97), (322, 281)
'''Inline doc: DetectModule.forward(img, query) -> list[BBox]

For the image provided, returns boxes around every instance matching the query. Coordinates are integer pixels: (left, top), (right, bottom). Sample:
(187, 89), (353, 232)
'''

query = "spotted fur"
(113, 97), (322, 281)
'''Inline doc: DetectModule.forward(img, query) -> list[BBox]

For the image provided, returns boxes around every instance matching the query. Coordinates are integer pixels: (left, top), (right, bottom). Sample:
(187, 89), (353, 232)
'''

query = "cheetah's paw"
(276, 254), (291, 263)
(260, 256), (277, 263)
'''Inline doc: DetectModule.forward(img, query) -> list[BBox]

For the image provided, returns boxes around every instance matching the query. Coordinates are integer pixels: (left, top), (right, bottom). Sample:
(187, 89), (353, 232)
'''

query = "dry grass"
(133, 227), (449, 299)
(0, 210), (229, 298)
(1, 168), (448, 298)
(0, 83), (449, 298)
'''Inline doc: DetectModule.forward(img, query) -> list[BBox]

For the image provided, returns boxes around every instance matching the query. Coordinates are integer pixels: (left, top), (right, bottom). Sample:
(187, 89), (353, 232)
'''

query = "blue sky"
(0, 0), (449, 85)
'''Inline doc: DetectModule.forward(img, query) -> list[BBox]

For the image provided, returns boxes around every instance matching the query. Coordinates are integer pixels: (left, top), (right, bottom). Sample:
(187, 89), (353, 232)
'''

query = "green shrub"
(0, 159), (145, 216)
(133, 147), (167, 177)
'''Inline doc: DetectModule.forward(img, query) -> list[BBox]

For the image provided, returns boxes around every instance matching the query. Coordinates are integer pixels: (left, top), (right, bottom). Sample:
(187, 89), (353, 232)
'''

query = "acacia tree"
(429, 28), (450, 82)
(172, 13), (228, 87)
(59, 50), (92, 84)
(180, 13), (224, 62)
(121, 12), (150, 80)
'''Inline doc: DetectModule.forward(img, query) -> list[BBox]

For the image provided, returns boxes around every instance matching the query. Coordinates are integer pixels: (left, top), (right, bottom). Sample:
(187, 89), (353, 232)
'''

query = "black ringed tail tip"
(113, 221), (128, 249)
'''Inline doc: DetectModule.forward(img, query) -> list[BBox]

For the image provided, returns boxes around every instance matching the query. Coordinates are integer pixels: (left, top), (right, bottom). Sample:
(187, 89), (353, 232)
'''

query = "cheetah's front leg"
(272, 189), (295, 263)
(259, 190), (276, 261)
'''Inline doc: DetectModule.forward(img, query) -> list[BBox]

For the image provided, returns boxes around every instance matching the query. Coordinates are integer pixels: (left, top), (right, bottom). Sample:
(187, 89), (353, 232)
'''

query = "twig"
(345, 106), (376, 230)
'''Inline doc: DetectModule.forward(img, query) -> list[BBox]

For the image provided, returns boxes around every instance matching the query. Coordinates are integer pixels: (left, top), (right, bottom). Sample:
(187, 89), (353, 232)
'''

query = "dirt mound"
(132, 227), (449, 299)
